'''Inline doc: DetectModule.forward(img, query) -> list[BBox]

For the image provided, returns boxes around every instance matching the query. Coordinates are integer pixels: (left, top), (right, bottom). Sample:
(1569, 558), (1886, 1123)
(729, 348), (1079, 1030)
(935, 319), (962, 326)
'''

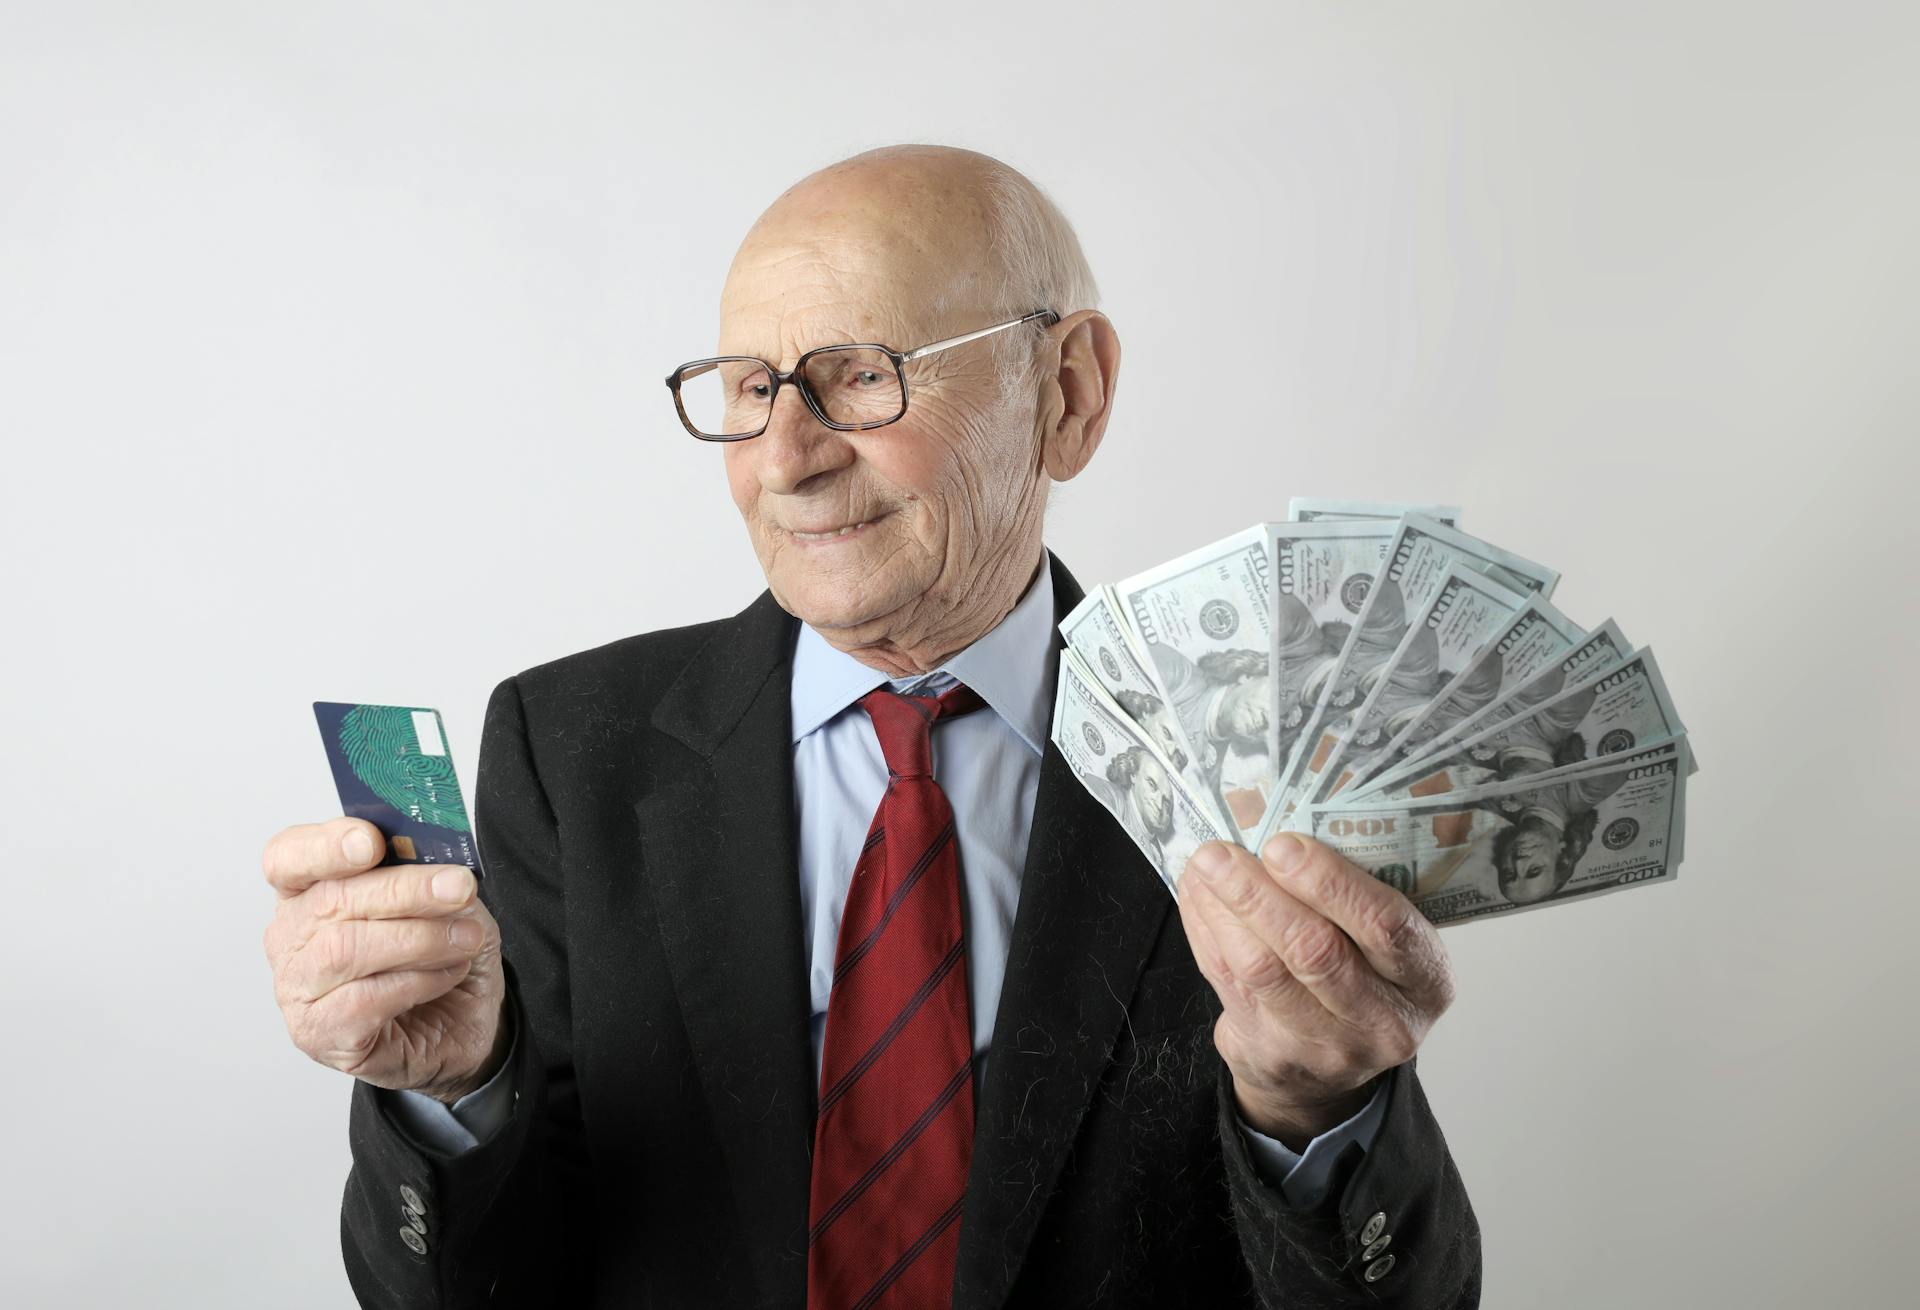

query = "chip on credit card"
(313, 702), (478, 871)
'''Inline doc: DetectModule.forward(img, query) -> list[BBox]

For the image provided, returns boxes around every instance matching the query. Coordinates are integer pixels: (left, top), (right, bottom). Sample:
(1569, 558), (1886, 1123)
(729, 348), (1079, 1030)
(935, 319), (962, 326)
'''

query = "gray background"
(4, 2), (1914, 1305)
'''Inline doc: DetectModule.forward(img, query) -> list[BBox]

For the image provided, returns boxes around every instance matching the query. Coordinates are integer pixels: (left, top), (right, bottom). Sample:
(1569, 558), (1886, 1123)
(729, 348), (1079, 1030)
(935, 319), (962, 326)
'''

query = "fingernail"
(342, 827), (374, 865)
(1191, 842), (1235, 882)
(450, 919), (484, 951)
(1264, 833), (1308, 873)
(432, 868), (472, 904)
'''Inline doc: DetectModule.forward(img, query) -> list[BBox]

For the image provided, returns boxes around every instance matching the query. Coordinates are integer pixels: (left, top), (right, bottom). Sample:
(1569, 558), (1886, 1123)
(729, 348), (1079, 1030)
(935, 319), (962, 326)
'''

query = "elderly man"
(262, 145), (1479, 1309)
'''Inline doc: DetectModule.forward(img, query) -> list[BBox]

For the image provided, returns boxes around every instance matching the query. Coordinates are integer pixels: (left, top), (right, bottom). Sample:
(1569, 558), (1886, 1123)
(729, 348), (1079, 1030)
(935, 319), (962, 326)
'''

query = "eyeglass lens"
(676, 346), (904, 438)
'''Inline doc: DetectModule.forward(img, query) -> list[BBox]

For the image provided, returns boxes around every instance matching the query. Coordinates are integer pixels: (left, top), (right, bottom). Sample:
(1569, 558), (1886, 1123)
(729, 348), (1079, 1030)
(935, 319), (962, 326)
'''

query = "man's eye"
(852, 369), (884, 387)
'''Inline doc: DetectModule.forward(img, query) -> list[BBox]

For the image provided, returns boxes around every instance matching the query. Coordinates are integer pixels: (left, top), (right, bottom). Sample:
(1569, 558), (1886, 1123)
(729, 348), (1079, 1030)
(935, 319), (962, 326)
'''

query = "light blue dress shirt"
(386, 557), (1387, 1206)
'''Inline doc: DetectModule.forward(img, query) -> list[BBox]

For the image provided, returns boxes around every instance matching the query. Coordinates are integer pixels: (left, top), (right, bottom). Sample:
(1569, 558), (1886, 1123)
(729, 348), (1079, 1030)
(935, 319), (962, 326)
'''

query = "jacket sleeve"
(1218, 1058), (1482, 1308)
(338, 676), (592, 1308)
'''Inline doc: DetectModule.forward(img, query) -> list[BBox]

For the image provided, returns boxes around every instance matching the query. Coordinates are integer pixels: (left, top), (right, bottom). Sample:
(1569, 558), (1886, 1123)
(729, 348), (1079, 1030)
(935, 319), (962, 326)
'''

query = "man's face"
(1219, 674), (1271, 746)
(717, 217), (1042, 642)
(1499, 823), (1560, 904)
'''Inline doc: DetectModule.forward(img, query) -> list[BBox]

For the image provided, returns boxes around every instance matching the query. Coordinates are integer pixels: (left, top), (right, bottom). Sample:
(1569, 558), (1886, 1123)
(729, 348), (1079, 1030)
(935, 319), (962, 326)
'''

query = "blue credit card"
(313, 702), (478, 871)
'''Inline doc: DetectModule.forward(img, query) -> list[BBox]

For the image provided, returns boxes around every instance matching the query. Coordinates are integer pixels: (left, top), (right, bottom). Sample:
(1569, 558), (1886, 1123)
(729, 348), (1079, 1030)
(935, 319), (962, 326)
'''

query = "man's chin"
(770, 568), (914, 639)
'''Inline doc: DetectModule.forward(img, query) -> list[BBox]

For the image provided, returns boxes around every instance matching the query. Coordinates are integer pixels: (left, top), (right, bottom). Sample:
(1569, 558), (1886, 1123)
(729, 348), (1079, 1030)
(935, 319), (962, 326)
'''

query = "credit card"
(313, 702), (478, 870)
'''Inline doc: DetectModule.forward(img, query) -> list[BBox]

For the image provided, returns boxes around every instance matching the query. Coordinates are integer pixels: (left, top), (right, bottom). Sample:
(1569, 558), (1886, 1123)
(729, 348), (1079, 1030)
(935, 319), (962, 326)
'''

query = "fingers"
(264, 863), (478, 972)
(302, 962), (475, 1060)
(263, 818), (385, 896)
(1258, 833), (1454, 1010)
(1183, 842), (1389, 1026)
(1176, 868), (1286, 1024)
(280, 915), (490, 1005)
(310, 863), (478, 926)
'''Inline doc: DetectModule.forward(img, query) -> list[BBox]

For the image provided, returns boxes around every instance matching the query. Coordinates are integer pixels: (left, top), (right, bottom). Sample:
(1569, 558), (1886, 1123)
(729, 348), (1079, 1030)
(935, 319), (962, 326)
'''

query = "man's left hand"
(1178, 833), (1456, 1150)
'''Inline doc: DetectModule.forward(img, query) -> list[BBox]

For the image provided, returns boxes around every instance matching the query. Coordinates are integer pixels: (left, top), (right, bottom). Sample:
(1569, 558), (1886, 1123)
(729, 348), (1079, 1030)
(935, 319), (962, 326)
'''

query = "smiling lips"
(789, 516), (882, 543)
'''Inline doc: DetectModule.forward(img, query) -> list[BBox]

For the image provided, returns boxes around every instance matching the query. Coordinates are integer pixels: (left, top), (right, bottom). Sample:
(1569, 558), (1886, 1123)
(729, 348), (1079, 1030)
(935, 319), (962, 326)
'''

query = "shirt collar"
(789, 554), (1056, 756)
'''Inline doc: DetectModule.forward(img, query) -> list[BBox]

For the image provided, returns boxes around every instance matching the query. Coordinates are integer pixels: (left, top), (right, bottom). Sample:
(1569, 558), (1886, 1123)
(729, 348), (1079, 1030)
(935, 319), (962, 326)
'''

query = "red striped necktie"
(807, 682), (986, 1310)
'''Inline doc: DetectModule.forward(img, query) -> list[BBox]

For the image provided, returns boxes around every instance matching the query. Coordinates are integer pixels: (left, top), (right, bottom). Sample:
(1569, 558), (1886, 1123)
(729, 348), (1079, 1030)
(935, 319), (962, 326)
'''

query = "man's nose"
(752, 382), (854, 496)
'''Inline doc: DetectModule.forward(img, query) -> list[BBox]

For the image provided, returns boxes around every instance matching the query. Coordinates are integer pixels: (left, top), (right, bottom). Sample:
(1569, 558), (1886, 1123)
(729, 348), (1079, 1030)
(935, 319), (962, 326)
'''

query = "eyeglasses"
(664, 309), (1060, 442)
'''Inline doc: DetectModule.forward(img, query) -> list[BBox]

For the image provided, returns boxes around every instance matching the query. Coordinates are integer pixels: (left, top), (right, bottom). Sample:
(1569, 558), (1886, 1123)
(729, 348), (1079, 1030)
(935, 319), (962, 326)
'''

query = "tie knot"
(859, 683), (985, 778)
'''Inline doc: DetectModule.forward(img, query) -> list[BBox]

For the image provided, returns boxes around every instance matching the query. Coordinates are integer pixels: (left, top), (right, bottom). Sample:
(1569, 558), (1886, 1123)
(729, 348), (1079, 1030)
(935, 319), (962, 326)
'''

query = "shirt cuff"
(379, 1013), (521, 1156)
(1236, 1076), (1391, 1208)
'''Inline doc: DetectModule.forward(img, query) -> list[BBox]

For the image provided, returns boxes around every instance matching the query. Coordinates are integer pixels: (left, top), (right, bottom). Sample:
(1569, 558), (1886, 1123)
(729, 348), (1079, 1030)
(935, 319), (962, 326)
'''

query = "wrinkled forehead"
(717, 198), (997, 367)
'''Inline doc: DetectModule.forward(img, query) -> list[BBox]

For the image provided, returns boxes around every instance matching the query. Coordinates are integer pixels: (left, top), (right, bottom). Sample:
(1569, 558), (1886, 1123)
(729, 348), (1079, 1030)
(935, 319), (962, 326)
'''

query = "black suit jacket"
(340, 554), (1481, 1308)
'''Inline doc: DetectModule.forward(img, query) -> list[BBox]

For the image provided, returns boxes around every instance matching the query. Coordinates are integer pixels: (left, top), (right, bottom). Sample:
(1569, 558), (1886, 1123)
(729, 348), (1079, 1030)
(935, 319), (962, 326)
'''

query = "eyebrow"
(719, 326), (888, 363)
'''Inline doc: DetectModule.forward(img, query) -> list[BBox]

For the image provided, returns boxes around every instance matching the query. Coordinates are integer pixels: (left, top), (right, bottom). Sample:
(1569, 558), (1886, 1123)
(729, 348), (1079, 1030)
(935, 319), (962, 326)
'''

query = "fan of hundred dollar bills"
(1054, 498), (1695, 926)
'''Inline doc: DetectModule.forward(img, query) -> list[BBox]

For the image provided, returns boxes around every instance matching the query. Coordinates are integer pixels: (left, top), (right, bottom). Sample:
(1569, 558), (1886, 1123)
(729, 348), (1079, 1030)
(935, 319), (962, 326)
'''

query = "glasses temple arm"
(901, 309), (1059, 362)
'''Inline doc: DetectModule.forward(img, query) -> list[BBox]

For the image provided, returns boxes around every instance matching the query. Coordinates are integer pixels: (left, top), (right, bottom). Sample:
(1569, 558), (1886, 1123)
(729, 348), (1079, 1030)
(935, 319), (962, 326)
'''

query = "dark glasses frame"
(665, 308), (1060, 442)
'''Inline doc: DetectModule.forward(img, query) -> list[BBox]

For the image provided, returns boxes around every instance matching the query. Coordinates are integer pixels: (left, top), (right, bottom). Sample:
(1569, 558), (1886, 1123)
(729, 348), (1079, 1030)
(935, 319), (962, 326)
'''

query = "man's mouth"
(789, 515), (883, 543)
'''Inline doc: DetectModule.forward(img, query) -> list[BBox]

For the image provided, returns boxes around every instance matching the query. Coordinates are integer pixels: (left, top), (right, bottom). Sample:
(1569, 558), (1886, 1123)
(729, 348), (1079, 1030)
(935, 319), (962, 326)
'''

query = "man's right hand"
(263, 817), (509, 1104)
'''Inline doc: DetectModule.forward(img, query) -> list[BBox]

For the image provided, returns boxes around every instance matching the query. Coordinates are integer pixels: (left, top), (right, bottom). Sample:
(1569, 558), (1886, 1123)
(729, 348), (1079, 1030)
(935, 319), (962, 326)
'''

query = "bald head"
(722, 145), (1097, 378)
(747, 145), (1005, 265)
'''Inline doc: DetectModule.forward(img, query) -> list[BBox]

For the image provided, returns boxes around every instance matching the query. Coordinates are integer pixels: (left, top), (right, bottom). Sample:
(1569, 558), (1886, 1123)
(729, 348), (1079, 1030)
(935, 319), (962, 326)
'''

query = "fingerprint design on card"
(338, 705), (471, 832)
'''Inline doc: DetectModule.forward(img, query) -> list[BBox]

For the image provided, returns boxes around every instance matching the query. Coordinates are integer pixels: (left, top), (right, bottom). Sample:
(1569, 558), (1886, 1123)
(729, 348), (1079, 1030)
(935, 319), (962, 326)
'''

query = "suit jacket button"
(403, 1206), (428, 1236)
(1360, 1211), (1387, 1245)
(1363, 1233), (1392, 1260)
(1364, 1253), (1397, 1282)
(400, 1226), (429, 1256)
(400, 1184), (427, 1214)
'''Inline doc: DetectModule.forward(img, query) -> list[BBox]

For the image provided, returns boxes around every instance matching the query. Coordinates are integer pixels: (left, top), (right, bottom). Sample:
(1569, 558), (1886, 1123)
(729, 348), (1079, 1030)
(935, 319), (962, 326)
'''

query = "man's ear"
(1037, 310), (1121, 482)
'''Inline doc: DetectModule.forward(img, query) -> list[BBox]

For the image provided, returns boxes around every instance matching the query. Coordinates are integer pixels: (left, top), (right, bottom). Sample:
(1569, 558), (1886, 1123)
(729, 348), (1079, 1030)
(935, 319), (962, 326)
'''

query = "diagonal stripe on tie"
(817, 938), (964, 1117)
(809, 1057), (975, 1245)
(847, 1195), (967, 1310)
(892, 695), (936, 726)
(831, 818), (955, 985)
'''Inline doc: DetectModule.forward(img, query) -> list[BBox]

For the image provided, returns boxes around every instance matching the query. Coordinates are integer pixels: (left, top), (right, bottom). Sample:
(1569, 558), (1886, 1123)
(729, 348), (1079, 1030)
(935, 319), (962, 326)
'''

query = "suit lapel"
(954, 555), (1175, 1310)
(637, 590), (816, 1308)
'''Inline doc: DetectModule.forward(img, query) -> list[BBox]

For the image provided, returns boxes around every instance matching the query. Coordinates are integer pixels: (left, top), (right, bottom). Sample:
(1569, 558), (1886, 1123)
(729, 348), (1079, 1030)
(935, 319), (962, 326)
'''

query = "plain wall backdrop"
(4, 2), (1915, 1305)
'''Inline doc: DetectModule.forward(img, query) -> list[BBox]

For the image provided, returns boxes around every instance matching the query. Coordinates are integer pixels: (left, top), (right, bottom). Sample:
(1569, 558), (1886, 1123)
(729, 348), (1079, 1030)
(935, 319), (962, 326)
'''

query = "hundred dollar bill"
(1051, 649), (1232, 894)
(1288, 497), (1463, 528)
(1297, 564), (1528, 808)
(1264, 515), (1559, 836)
(1350, 618), (1634, 799)
(1264, 519), (1404, 798)
(1353, 647), (1687, 805)
(1116, 525), (1277, 836)
(1061, 584), (1232, 829)
(1299, 740), (1689, 926)
(1516, 738), (1692, 863)
(1343, 597), (1587, 796)
(1505, 734), (1692, 863)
